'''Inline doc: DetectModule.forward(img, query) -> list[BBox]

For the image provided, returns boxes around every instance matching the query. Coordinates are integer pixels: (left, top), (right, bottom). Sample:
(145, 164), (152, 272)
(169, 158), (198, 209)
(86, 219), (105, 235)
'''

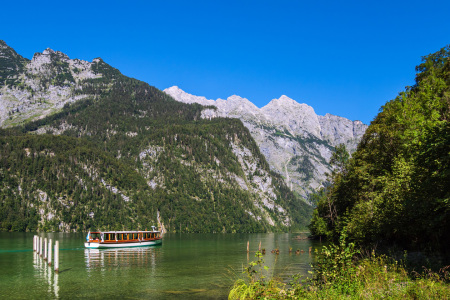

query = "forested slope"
(0, 42), (312, 232)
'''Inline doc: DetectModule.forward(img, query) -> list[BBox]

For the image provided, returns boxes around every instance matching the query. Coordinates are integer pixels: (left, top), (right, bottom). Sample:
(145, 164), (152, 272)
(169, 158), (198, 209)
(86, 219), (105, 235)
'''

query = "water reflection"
(84, 247), (160, 272)
(33, 250), (59, 298)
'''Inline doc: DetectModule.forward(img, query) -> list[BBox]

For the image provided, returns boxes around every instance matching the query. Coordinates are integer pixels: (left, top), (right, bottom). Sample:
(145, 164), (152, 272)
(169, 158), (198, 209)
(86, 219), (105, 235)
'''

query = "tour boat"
(84, 226), (162, 249)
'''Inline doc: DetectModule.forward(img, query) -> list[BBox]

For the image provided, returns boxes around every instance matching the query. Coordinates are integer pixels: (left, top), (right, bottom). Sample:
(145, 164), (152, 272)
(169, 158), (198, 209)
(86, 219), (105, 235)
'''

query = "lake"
(0, 232), (320, 299)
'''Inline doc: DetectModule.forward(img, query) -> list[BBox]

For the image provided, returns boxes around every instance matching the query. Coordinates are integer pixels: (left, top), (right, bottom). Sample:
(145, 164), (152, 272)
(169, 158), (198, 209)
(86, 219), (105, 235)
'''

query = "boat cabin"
(86, 230), (161, 243)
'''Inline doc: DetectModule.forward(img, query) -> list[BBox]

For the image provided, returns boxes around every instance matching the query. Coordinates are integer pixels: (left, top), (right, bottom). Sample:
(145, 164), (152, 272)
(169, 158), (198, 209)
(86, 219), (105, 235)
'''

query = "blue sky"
(2, 0), (449, 124)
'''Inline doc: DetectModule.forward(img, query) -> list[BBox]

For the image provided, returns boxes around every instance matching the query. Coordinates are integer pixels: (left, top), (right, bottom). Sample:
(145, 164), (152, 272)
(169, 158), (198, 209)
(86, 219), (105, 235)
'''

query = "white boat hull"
(84, 239), (162, 249)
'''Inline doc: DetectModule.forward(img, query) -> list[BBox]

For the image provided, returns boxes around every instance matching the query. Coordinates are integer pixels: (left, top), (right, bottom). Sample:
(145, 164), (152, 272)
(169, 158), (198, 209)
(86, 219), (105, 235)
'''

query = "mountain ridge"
(0, 41), (312, 232)
(164, 86), (368, 198)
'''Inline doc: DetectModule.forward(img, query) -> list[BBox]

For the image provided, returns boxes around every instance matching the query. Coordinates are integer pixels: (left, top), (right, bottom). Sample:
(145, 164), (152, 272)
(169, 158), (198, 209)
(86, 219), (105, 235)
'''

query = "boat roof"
(89, 230), (160, 234)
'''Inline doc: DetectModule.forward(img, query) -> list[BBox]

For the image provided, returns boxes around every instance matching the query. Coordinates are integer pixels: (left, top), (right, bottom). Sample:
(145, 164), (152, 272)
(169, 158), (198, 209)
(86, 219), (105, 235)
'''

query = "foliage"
(229, 243), (450, 299)
(229, 251), (285, 299)
(308, 144), (350, 240)
(312, 232), (360, 289)
(310, 45), (450, 253)
(0, 40), (29, 87)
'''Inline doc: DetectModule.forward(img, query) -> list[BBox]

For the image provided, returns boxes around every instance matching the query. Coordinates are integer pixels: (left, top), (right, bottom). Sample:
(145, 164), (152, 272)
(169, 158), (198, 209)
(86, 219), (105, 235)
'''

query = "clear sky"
(2, 0), (449, 124)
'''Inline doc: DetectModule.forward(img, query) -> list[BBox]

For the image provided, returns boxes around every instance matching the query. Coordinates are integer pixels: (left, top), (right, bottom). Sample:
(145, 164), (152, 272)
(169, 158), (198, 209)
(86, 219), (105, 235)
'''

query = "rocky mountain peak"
(42, 48), (55, 55)
(163, 86), (212, 105)
(263, 95), (314, 112)
(0, 40), (29, 86)
(222, 95), (257, 109)
(0, 44), (104, 127)
(31, 48), (70, 65)
(226, 95), (247, 102)
(270, 95), (297, 106)
(165, 86), (368, 198)
(261, 95), (321, 138)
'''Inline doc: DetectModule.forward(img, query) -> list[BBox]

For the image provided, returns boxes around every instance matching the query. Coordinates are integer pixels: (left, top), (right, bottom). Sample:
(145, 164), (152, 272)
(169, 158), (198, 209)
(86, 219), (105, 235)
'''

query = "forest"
(309, 45), (449, 254)
(229, 45), (450, 300)
(0, 51), (312, 233)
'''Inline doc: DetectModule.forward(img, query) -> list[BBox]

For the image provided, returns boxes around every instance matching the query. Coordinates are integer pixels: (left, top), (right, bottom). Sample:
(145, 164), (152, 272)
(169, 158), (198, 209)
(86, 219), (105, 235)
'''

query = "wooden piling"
(258, 241), (261, 252)
(247, 241), (249, 253)
(309, 247), (312, 254)
(39, 237), (43, 256)
(54, 241), (59, 273)
(44, 238), (48, 261)
(48, 239), (52, 266)
(33, 235), (36, 252)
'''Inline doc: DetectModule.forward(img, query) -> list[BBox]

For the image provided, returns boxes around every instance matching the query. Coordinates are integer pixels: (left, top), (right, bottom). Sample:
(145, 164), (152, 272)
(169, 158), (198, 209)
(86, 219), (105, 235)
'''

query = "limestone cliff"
(164, 86), (368, 199)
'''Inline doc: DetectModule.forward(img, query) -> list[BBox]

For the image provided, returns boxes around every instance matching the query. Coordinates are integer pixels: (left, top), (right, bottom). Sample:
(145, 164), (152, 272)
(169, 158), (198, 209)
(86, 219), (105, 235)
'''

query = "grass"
(229, 238), (450, 299)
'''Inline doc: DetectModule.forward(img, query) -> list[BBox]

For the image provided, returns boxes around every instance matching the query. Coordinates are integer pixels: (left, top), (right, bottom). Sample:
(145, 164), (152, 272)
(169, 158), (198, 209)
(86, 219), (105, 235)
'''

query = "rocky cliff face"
(0, 41), (105, 127)
(164, 86), (368, 199)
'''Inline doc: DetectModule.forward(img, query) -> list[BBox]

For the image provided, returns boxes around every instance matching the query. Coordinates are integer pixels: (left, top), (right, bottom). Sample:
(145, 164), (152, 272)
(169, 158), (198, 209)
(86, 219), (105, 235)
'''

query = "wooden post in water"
(39, 237), (43, 257)
(33, 235), (36, 252)
(309, 247), (312, 254)
(247, 241), (249, 253)
(48, 239), (52, 266)
(44, 238), (47, 261)
(54, 241), (59, 273)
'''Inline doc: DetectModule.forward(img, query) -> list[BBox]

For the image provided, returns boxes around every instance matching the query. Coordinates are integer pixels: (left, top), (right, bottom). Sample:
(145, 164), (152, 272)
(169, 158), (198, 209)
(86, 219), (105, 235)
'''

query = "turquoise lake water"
(0, 232), (320, 299)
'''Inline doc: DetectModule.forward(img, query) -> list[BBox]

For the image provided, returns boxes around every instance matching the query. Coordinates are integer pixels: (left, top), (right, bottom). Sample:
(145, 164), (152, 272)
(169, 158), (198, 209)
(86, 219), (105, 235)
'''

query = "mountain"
(164, 86), (368, 199)
(0, 41), (311, 232)
(0, 40), (116, 127)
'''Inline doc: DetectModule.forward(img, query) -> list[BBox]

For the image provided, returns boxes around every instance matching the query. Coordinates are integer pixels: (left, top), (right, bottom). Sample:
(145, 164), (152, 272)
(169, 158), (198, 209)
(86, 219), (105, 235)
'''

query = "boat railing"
(87, 232), (161, 243)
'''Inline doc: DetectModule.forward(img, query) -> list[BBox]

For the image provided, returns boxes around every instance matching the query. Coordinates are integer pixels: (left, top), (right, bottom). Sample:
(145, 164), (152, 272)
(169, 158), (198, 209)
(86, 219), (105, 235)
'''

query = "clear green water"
(0, 232), (319, 299)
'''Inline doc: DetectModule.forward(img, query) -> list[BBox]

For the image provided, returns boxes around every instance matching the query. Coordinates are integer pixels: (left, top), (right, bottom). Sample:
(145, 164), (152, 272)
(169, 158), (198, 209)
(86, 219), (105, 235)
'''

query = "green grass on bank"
(229, 236), (450, 299)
